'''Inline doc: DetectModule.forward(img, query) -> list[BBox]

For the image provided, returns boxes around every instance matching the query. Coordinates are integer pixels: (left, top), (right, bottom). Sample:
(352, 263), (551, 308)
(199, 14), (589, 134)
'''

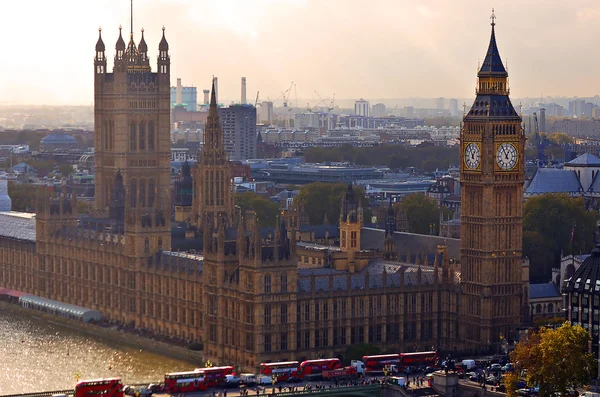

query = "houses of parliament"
(0, 14), (529, 370)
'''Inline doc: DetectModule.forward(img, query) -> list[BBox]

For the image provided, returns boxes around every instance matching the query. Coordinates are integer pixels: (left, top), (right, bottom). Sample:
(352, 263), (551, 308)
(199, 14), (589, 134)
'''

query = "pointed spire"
(96, 27), (105, 52)
(209, 77), (218, 116)
(138, 28), (148, 52)
(116, 25), (126, 50)
(478, 8), (507, 77)
(159, 26), (169, 51)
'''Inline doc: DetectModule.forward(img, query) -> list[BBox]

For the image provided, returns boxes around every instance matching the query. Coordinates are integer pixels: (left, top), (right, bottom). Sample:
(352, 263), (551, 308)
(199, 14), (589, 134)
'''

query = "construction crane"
(328, 94), (336, 112)
(533, 112), (546, 167)
(282, 81), (294, 108)
(254, 91), (260, 107)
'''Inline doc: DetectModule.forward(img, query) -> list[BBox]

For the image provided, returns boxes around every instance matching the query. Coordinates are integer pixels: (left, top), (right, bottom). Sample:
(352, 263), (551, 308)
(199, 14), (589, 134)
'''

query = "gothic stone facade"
(0, 17), (527, 372)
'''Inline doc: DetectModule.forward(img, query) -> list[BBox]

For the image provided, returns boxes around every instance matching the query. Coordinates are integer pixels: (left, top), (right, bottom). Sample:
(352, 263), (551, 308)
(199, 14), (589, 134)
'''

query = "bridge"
(0, 383), (424, 397)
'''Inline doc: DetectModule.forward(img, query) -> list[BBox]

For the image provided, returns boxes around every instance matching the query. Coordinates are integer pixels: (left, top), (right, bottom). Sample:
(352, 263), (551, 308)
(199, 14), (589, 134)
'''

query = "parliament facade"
(0, 15), (529, 370)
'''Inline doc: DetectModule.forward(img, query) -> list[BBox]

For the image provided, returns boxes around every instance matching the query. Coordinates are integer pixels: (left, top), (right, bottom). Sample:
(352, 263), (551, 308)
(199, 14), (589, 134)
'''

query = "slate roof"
(526, 168), (582, 195)
(529, 282), (560, 299)
(564, 244), (600, 294)
(361, 228), (461, 260)
(478, 23), (507, 77)
(565, 153), (600, 167)
(296, 259), (451, 293)
(298, 224), (340, 239)
(0, 211), (36, 242)
(589, 173), (600, 192)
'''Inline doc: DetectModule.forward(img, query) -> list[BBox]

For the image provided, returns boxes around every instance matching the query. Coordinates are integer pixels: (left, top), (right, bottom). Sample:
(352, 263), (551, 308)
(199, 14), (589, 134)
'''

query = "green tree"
(523, 194), (598, 283)
(58, 164), (74, 177)
(511, 322), (594, 397)
(343, 343), (381, 365)
(294, 183), (371, 225)
(399, 193), (442, 235)
(8, 182), (37, 212)
(234, 192), (280, 227)
(76, 200), (91, 214)
(546, 132), (574, 145)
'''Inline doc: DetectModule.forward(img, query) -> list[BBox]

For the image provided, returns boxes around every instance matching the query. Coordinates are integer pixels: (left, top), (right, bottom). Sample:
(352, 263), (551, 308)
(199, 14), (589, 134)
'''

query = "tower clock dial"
(496, 143), (518, 171)
(464, 143), (481, 170)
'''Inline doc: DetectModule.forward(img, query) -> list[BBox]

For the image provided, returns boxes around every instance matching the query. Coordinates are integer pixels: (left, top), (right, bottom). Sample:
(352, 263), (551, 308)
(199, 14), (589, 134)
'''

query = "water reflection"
(0, 310), (197, 395)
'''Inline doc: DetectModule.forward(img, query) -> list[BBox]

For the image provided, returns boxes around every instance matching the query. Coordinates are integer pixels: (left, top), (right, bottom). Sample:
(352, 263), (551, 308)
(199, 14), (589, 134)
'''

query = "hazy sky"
(1, 0), (600, 106)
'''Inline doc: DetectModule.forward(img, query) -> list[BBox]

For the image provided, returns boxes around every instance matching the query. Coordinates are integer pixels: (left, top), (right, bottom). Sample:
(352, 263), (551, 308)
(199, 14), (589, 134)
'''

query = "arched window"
(129, 122), (137, 151)
(264, 274), (271, 294)
(130, 178), (137, 208)
(144, 238), (150, 256)
(148, 178), (155, 207)
(280, 273), (287, 293)
(536, 304), (542, 314)
(102, 121), (107, 150)
(139, 178), (146, 207)
(148, 121), (155, 151)
(139, 122), (146, 150)
(548, 303), (554, 313)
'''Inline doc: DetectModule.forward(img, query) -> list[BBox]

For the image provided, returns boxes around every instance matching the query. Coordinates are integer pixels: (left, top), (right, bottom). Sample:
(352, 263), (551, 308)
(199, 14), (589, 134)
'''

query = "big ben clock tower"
(460, 10), (525, 348)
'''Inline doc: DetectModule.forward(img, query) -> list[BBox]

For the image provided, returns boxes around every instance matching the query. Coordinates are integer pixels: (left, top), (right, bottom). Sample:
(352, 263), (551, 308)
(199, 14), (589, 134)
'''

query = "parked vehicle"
(322, 366), (358, 380)
(240, 374), (257, 385)
(461, 359), (476, 370)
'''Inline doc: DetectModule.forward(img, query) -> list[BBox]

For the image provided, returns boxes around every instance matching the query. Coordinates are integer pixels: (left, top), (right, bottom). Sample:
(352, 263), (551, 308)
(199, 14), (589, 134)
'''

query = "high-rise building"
(218, 104), (257, 161)
(436, 97), (446, 110)
(539, 108), (546, 133)
(372, 103), (387, 118)
(459, 14), (527, 345)
(449, 99), (459, 117)
(170, 79), (197, 112)
(354, 99), (369, 117)
(259, 101), (274, 123)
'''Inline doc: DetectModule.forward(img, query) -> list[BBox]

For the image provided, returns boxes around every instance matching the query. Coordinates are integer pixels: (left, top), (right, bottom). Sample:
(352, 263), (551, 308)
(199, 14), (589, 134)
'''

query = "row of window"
(129, 121), (156, 151)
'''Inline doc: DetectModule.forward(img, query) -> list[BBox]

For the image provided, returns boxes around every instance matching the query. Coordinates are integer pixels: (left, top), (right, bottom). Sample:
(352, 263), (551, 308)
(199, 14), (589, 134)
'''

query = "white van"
(240, 373), (257, 385)
(461, 359), (476, 370)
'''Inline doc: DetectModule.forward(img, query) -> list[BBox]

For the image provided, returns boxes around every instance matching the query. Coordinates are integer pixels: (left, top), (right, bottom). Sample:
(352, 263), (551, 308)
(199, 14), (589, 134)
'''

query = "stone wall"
(0, 301), (204, 364)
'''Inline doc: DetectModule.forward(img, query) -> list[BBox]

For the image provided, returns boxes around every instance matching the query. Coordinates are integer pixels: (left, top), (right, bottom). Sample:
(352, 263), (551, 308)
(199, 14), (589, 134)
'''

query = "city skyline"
(2, 0), (600, 105)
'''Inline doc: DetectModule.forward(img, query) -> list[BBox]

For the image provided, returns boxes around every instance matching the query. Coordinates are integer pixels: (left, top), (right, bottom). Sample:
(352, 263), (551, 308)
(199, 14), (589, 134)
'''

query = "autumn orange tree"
(511, 322), (594, 397)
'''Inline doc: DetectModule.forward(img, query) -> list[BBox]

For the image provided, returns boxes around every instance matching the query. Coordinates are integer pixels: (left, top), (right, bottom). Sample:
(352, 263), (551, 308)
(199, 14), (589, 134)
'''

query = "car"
(489, 364), (502, 372)
(486, 375), (499, 385)
(502, 363), (514, 372)
(424, 366), (436, 374)
(469, 373), (480, 382)
(135, 387), (153, 397)
(124, 386), (135, 396)
(147, 384), (163, 393)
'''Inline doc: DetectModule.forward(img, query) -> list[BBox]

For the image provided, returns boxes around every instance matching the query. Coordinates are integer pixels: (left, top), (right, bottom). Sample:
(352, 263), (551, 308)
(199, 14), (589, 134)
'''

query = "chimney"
(176, 78), (182, 106)
(214, 77), (219, 105)
(241, 77), (247, 105)
(203, 90), (210, 105)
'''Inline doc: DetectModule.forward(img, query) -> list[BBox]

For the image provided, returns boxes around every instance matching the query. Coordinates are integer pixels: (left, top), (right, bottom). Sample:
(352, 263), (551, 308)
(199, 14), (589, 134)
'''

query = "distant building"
(170, 78), (197, 112)
(371, 103), (386, 118)
(449, 99), (459, 117)
(40, 133), (78, 152)
(218, 104), (257, 161)
(354, 99), (369, 117)
(436, 97), (446, 110)
(259, 101), (274, 123)
(0, 179), (11, 211)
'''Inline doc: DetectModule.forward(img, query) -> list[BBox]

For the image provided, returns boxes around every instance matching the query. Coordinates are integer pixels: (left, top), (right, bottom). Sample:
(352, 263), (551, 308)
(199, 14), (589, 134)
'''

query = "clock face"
(496, 143), (518, 171)
(464, 143), (481, 170)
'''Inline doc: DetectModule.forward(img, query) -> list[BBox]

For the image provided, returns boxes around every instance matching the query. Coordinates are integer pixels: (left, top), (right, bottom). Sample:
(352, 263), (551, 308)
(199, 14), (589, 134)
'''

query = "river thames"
(0, 310), (197, 395)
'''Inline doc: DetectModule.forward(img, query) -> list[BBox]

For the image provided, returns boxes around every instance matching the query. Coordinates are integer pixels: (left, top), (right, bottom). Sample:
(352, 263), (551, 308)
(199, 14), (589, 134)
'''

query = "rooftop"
(0, 211), (36, 241)
(526, 168), (582, 195)
(565, 153), (600, 167)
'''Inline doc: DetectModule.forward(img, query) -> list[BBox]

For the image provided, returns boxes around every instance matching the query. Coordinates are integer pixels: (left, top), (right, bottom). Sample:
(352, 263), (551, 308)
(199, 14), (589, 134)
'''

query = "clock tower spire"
(459, 10), (526, 349)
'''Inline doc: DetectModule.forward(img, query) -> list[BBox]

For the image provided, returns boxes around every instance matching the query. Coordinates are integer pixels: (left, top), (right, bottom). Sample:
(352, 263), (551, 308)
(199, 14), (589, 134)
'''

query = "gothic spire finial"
(490, 8), (496, 26)
(130, 0), (134, 38)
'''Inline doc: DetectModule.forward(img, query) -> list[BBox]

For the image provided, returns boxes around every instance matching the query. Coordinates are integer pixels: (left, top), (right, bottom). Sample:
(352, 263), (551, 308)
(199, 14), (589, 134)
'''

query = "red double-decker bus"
(194, 366), (235, 387)
(164, 371), (207, 393)
(75, 378), (124, 397)
(401, 351), (438, 369)
(260, 361), (299, 381)
(298, 358), (342, 379)
(362, 354), (402, 374)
